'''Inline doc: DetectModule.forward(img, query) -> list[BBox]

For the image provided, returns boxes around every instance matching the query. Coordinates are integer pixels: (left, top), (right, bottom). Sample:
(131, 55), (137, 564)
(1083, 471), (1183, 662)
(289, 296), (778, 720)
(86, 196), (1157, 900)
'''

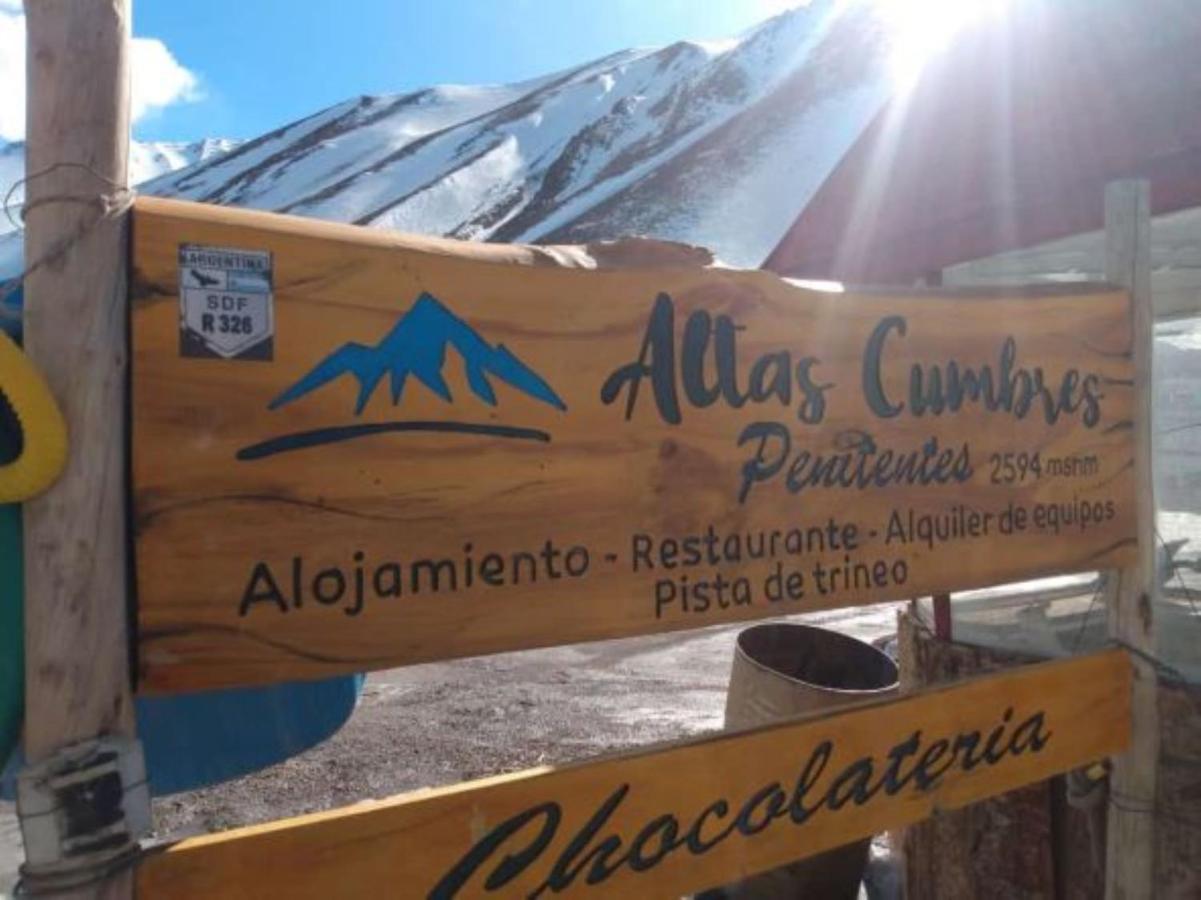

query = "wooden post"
(931, 594), (953, 641)
(1103, 179), (1158, 899)
(20, 1), (137, 897)
(922, 270), (953, 642)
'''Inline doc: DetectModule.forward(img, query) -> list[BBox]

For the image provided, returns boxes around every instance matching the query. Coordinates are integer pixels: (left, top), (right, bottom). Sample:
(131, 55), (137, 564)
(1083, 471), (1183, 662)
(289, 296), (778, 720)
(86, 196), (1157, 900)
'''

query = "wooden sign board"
(131, 198), (1136, 691)
(136, 650), (1131, 898)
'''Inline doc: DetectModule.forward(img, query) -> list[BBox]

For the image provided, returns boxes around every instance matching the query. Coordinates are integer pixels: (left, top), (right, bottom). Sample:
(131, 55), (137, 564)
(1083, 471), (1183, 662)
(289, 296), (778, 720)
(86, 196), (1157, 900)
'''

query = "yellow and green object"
(1, 285), (67, 765)
(0, 328), (68, 505)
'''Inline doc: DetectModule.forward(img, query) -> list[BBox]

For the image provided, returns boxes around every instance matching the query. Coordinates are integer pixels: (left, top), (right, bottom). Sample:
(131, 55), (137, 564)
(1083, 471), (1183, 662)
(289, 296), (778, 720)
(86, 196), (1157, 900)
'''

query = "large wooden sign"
(136, 650), (1131, 898)
(131, 198), (1136, 691)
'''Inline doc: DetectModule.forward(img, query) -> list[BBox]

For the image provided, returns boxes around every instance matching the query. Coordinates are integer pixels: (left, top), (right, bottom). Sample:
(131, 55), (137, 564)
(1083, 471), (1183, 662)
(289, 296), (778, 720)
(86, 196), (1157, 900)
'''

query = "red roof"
(763, 0), (1201, 281)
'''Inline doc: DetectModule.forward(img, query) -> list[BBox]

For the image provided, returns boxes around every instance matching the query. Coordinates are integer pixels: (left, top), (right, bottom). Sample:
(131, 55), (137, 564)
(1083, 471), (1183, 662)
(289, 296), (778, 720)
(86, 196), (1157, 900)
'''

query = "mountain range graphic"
(270, 292), (567, 414)
(237, 293), (565, 461)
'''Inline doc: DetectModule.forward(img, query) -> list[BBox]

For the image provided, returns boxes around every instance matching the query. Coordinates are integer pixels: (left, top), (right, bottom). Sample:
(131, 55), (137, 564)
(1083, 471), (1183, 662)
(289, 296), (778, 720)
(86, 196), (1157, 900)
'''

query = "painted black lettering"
(410, 558), (457, 593)
(239, 562), (288, 615)
(912, 739), (953, 788)
(734, 783), (788, 836)
(600, 293), (681, 424)
(863, 316), (906, 418)
(534, 785), (629, 896)
(737, 421), (790, 504)
(681, 310), (722, 409)
(627, 815), (682, 871)
(825, 759), (878, 809)
(789, 740), (833, 824)
(684, 799), (732, 854)
(1008, 712), (1051, 754)
(429, 803), (561, 899)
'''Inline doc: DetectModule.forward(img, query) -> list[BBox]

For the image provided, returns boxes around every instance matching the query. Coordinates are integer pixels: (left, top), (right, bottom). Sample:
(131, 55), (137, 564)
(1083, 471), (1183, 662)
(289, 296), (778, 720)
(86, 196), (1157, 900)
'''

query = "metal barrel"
(714, 622), (899, 900)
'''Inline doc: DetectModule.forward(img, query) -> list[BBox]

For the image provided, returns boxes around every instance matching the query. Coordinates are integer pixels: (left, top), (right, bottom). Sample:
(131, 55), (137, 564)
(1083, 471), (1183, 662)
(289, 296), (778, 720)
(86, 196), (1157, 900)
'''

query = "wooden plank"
(21, 1), (137, 897)
(136, 650), (1131, 899)
(1102, 179), (1158, 900)
(131, 198), (1137, 691)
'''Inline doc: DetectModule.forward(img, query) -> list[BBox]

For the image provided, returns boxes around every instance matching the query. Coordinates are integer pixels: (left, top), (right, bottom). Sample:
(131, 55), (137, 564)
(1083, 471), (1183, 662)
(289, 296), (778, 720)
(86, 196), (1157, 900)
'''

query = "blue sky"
(131, 0), (792, 143)
(1, 2), (976, 146)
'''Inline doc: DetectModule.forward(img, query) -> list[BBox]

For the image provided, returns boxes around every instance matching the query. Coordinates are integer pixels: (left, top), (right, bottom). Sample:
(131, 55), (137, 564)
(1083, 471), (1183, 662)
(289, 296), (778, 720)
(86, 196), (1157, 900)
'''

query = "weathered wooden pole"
(19, 1), (141, 897)
(923, 270), (952, 641)
(1103, 179), (1158, 899)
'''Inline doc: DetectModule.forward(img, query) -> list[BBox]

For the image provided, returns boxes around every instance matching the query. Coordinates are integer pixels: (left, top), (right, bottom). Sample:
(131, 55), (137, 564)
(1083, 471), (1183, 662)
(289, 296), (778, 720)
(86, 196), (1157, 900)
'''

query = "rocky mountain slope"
(140, 1), (894, 267)
(2, 1), (895, 274)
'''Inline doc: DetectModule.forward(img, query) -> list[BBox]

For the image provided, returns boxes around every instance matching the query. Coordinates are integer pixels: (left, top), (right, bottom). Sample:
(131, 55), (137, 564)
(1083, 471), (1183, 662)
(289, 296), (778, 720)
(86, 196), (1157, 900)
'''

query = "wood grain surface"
(130, 198), (1136, 691)
(136, 650), (1131, 899)
(21, 4), (140, 895)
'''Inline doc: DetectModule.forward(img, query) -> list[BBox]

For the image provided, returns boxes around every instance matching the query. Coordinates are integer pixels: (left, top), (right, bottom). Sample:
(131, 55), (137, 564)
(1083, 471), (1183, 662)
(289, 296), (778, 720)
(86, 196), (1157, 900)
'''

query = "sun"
(871, 0), (1011, 88)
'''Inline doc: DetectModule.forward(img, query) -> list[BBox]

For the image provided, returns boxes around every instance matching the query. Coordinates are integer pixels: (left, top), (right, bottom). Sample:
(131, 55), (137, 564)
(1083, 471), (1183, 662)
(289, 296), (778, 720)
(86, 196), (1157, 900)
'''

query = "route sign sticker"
(179, 244), (274, 360)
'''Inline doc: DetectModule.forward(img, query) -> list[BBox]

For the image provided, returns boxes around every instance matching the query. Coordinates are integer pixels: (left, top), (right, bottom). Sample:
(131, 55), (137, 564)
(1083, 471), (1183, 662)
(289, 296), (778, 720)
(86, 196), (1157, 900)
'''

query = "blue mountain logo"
(270, 293), (566, 414)
(237, 293), (566, 461)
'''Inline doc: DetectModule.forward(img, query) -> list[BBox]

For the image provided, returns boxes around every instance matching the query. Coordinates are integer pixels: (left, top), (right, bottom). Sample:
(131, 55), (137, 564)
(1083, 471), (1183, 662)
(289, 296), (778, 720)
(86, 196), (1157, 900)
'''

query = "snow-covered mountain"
(2, 1), (895, 274)
(130, 138), (243, 184)
(0, 137), (241, 236)
(141, 1), (894, 266)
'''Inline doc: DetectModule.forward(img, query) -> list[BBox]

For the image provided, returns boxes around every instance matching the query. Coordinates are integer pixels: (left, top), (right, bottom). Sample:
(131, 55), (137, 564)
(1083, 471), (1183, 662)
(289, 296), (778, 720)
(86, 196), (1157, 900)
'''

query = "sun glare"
(873, 0), (1011, 88)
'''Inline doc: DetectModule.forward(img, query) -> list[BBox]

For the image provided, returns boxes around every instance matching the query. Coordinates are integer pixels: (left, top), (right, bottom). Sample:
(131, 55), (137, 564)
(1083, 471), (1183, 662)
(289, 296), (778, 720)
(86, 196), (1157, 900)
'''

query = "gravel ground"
(0, 605), (902, 896)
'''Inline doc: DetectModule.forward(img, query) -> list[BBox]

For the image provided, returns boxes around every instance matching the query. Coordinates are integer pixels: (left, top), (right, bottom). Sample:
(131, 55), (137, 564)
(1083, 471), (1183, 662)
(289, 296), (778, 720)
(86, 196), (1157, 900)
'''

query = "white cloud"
(0, 5), (23, 141)
(0, 5), (200, 143)
(130, 36), (200, 124)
